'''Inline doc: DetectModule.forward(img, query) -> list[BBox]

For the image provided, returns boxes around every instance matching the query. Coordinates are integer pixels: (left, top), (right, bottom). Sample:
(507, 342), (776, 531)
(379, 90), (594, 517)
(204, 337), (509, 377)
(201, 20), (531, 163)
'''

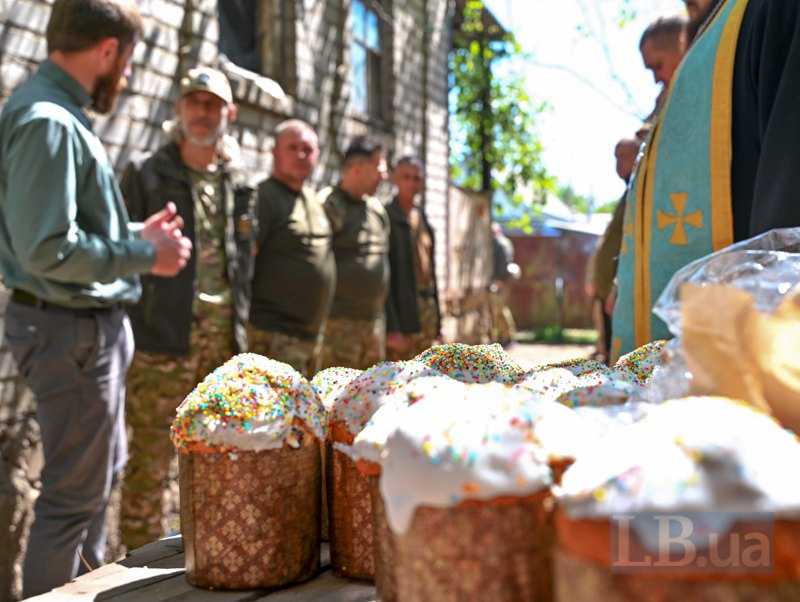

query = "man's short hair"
(639, 16), (687, 52)
(46, 0), (143, 55)
(343, 136), (384, 168)
(393, 155), (424, 172)
(274, 119), (317, 142)
(615, 138), (640, 155)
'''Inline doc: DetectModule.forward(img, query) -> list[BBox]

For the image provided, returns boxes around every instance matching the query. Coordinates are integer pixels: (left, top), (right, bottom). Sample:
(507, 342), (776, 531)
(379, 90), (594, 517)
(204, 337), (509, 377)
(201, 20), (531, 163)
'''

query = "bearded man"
(119, 67), (257, 549)
(612, 0), (800, 359)
(0, 1), (192, 595)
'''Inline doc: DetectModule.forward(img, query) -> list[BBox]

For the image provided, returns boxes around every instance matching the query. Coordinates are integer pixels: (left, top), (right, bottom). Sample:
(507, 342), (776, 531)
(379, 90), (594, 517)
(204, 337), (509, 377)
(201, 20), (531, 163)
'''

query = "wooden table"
(28, 537), (377, 601)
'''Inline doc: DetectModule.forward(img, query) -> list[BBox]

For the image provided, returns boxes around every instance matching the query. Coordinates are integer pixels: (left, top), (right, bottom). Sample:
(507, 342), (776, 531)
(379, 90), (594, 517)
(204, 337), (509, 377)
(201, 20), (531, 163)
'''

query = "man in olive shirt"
(320, 137), (390, 370)
(586, 138), (639, 362)
(249, 120), (334, 377)
(0, 1), (191, 596)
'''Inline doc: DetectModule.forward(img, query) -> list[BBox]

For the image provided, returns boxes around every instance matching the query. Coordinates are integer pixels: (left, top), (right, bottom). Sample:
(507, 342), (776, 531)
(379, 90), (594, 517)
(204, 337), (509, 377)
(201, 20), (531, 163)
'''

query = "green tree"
(557, 184), (591, 215)
(450, 0), (552, 209)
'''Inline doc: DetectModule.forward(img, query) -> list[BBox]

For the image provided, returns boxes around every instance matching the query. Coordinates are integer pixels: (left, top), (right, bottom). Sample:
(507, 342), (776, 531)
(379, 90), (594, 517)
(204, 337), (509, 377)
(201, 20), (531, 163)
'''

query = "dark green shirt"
(0, 60), (154, 307)
(250, 177), (335, 339)
(588, 195), (625, 301)
(324, 186), (390, 320)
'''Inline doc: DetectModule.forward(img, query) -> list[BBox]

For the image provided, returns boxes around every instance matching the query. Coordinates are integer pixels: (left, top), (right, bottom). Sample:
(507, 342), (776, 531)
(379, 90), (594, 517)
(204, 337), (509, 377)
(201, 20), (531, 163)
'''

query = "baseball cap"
(179, 67), (233, 104)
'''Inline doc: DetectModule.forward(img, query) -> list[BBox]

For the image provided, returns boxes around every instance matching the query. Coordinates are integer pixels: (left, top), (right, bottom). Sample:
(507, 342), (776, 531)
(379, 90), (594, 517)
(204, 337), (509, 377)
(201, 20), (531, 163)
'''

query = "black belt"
(11, 289), (120, 315)
(418, 289), (437, 300)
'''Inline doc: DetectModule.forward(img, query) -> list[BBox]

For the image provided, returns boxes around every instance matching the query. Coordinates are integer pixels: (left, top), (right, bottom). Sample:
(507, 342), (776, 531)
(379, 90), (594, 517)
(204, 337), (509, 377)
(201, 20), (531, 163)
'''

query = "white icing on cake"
(558, 397), (800, 518)
(171, 354), (326, 451)
(378, 377), (603, 534)
(413, 343), (526, 383)
(328, 360), (441, 438)
(311, 367), (362, 411)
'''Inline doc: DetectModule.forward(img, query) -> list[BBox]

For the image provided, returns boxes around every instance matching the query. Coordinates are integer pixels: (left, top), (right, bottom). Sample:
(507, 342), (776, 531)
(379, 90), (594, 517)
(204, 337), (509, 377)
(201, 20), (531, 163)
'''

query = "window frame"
(348, 0), (391, 125)
(215, 0), (298, 100)
(258, 0), (298, 96)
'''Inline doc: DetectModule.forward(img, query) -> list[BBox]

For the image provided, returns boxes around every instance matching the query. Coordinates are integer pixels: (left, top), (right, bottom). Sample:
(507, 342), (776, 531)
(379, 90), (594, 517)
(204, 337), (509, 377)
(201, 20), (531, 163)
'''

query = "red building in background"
(506, 228), (598, 331)
(501, 196), (612, 332)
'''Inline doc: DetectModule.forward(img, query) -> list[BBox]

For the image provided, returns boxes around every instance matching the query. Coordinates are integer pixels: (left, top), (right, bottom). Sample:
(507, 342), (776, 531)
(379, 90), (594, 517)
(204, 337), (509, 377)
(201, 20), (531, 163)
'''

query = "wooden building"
(0, 1), (454, 599)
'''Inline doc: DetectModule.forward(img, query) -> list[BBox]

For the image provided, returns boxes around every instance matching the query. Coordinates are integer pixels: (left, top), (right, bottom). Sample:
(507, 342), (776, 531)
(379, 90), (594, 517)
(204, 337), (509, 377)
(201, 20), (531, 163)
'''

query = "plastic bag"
(637, 339), (692, 403)
(653, 227), (800, 337)
(639, 227), (800, 430)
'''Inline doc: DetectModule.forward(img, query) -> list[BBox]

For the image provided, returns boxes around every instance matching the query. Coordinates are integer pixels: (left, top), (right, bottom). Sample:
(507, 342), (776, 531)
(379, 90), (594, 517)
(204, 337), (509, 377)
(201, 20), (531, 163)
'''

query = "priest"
(612, 0), (800, 359)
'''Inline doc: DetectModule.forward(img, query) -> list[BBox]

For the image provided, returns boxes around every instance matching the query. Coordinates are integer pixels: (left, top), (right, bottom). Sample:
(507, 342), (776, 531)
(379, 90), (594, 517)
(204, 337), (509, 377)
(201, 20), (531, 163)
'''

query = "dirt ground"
(506, 343), (593, 369)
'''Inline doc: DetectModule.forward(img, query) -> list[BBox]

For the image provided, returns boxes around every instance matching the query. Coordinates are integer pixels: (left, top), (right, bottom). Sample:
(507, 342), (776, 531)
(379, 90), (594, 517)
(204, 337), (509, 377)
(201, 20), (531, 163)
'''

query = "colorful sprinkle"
(170, 353), (327, 451)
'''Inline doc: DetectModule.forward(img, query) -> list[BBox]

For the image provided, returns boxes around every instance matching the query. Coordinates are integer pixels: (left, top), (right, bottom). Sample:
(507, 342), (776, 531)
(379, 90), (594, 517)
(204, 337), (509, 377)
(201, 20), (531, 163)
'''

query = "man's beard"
(91, 59), (127, 114)
(688, 0), (723, 42)
(180, 113), (229, 147)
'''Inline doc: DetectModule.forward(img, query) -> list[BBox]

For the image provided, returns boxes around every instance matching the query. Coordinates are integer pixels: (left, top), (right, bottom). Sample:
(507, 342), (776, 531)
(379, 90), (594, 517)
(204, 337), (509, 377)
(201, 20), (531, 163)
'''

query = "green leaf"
(450, 0), (551, 215)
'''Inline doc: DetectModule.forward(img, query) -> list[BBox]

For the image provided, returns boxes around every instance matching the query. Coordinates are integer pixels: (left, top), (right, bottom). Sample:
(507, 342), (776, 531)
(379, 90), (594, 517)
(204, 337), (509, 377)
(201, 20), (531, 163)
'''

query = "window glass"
(351, 42), (368, 114)
(349, 0), (383, 118)
(217, 0), (260, 73)
(366, 9), (380, 50)
(352, 0), (366, 41)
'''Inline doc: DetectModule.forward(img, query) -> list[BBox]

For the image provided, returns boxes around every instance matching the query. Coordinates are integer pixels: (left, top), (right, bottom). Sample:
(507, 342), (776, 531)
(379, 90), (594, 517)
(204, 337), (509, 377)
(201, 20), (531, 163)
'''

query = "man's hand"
(141, 202), (193, 276)
(386, 332), (410, 353)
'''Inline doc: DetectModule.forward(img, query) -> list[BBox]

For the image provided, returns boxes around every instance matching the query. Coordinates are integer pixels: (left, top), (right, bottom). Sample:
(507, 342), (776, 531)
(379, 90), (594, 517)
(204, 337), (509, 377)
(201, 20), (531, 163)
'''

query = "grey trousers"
(4, 301), (133, 598)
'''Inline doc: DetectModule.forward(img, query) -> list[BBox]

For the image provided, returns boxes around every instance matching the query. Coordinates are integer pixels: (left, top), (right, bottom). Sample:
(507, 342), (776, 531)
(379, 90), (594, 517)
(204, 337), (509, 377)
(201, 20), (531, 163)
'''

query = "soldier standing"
(385, 156), (441, 360)
(248, 120), (335, 377)
(586, 138), (640, 362)
(320, 137), (390, 370)
(489, 223), (517, 346)
(119, 67), (256, 549)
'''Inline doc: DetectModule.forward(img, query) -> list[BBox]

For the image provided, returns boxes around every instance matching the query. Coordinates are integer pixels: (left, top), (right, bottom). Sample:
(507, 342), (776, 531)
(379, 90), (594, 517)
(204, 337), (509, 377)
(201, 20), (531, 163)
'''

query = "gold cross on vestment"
(656, 193), (704, 246)
(620, 222), (634, 255)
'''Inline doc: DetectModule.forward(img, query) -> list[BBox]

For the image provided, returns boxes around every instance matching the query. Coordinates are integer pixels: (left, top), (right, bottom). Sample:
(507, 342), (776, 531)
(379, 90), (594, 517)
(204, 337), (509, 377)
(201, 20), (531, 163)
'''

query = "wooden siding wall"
(0, 1), (451, 599)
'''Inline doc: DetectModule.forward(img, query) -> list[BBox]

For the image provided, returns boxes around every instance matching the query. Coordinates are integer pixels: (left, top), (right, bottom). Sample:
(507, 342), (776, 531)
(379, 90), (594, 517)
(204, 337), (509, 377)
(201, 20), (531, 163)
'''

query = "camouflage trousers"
(490, 284), (516, 345)
(247, 326), (322, 379)
(121, 309), (234, 550)
(387, 296), (441, 361)
(319, 316), (385, 371)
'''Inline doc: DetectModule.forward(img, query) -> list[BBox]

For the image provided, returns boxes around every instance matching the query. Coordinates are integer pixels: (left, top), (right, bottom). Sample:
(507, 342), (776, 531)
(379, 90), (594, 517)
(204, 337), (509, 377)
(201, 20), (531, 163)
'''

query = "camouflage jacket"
(121, 142), (257, 355)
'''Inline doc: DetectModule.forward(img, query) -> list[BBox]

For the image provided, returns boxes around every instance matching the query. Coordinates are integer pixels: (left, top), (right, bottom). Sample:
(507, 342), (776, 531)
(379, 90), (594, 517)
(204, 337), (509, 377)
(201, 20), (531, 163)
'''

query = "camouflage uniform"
(410, 295), (440, 355)
(489, 283), (516, 345)
(490, 229), (516, 346)
(247, 326), (322, 379)
(386, 297), (439, 361)
(320, 316), (385, 371)
(121, 167), (237, 550)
